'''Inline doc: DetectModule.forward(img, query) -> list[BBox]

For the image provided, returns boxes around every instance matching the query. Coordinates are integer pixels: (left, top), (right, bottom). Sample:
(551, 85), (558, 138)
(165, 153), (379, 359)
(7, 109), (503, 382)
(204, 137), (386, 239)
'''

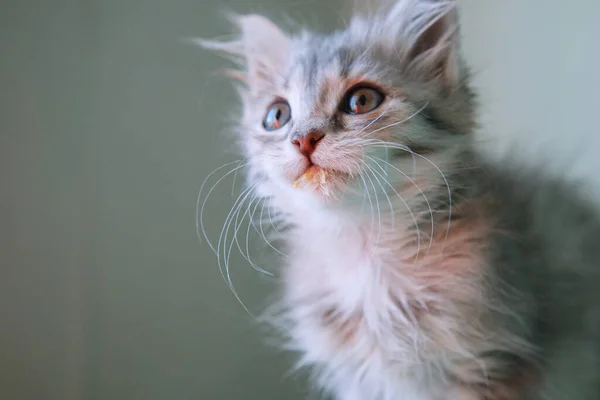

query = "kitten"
(199, 1), (600, 399)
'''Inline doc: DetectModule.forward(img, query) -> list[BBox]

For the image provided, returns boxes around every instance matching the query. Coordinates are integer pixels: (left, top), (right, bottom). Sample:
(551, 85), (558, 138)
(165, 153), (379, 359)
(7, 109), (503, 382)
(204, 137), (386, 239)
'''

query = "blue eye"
(345, 86), (384, 115)
(263, 101), (291, 131)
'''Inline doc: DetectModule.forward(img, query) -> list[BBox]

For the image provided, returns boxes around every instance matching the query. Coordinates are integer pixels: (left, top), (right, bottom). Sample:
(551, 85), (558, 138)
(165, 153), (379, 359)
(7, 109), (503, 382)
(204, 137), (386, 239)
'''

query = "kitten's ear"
(194, 14), (290, 93)
(387, 1), (461, 87)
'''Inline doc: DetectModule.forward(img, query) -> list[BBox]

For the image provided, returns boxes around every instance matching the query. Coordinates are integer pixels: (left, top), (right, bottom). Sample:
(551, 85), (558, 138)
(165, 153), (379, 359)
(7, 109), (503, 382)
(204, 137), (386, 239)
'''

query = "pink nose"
(292, 131), (325, 156)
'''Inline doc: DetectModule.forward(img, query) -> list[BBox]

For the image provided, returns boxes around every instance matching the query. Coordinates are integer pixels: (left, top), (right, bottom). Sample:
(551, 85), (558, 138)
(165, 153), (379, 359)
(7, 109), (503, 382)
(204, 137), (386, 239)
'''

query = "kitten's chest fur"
(279, 209), (509, 399)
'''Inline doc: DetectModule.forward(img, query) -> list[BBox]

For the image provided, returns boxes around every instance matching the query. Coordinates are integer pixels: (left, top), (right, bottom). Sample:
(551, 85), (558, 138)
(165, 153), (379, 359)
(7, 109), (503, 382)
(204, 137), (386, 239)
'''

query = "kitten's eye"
(263, 101), (291, 131)
(344, 86), (384, 115)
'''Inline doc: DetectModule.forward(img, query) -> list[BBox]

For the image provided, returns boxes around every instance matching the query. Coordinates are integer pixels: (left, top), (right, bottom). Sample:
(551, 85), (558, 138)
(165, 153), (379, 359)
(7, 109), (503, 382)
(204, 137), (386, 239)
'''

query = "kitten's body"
(200, 1), (600, 398)
(275, 153), (600, 399)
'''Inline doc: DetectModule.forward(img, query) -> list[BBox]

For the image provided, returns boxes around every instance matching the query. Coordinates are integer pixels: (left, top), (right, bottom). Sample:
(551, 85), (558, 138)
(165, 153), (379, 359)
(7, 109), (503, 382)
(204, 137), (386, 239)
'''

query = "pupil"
(359, 95), (367, 106)
(275, 109), (282, 120)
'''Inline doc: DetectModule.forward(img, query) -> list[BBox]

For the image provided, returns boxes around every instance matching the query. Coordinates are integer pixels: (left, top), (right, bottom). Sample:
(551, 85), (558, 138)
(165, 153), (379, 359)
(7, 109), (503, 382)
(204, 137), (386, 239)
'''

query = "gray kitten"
(199, 1), (600, 398)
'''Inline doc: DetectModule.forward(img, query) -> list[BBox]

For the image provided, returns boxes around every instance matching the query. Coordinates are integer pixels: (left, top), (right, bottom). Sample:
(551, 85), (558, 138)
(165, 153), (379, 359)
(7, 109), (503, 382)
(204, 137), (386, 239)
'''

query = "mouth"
(294, 164), (328, 186)
(292, 164), (338, 198)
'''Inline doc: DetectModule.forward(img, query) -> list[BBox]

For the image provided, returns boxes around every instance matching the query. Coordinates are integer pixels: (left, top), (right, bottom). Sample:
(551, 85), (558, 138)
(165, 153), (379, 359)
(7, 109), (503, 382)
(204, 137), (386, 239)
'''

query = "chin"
(291, 165), (350, 203)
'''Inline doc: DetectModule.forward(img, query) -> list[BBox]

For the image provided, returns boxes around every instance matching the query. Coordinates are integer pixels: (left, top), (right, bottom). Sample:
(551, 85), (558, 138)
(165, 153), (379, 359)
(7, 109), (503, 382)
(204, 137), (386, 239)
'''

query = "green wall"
(0, 1), (342, 399)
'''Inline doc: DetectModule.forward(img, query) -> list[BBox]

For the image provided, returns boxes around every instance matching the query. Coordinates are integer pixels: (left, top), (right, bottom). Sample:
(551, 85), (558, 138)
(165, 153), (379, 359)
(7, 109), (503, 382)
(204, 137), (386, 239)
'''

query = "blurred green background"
(1, 0), (598, 399)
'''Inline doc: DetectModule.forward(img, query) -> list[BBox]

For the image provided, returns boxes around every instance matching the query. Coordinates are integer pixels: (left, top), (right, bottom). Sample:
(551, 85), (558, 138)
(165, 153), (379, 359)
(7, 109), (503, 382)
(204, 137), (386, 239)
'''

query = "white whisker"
(259, 200), (288, 257)
(230, 159), (243, 197)
(364, 158), (422, 263)
(217, 180), (261, 316)
(352, 101), (393, 138)
(268, 202), (284, 237)
(231, 192), (273, 276)
(245, 198), (274, 276)
(362, 160), (395, 235)
(357, 170), (376, 239)
(362, 140), (453, 249)
(368, 155), (435, 257)
(196, 160), (246, 254)
(364, 102), (429, 138)
(361, 162), (383, 250)
(225, 184), (259, 276)
(226, 188), (257, 268)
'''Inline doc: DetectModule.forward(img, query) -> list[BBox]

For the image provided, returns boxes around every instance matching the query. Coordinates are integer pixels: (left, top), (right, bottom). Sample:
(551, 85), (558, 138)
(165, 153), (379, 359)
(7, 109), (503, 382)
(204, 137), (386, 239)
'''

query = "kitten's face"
(202, 2), (474, 210)
(242, 37), (414, 202)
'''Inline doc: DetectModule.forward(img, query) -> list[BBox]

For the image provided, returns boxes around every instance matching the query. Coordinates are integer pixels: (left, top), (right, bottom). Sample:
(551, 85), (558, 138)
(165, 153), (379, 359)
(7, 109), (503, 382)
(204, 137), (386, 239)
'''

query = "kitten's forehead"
(285, 32), (362, 87)
(280, 31), (372, 118)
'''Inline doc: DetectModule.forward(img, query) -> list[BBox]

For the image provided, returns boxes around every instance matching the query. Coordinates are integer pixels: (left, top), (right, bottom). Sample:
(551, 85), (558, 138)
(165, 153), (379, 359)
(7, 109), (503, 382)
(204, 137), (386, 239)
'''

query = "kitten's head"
(200, 0), (475, 213)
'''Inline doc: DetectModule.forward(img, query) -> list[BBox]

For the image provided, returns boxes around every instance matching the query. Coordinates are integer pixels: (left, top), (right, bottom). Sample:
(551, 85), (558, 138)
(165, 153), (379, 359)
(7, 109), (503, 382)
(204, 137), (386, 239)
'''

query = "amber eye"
(263, 101), (291, 131)
(344, 86), (384, 115)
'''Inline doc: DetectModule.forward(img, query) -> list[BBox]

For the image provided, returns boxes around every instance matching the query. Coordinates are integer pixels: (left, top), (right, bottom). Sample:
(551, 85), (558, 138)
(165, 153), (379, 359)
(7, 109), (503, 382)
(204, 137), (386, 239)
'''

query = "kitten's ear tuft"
(194, 14), (290, 92)
(412, 4), (460, 86)
(387, 1), (461, 87)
